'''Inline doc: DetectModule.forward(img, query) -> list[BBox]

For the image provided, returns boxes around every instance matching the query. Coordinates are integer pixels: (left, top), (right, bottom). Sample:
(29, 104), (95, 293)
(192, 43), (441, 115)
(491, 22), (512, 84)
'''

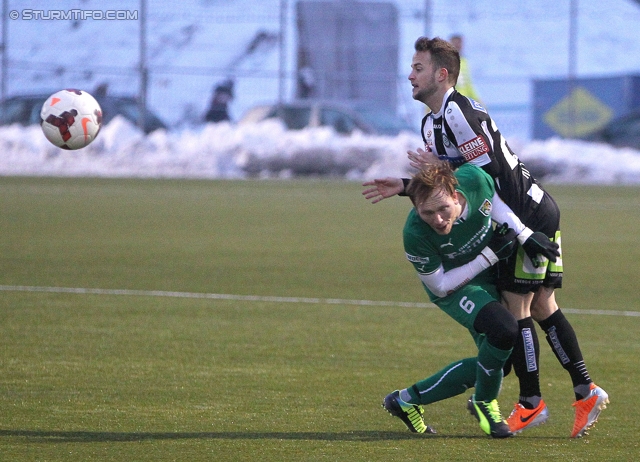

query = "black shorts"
(496, 192), (563, 294)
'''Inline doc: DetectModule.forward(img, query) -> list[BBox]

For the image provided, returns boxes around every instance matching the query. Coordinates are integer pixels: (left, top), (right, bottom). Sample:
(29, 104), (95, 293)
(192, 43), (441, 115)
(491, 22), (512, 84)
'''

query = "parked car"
(581, 108), (640, 150)
(238, 100), (418, 136)
(0, 93), (167, 134)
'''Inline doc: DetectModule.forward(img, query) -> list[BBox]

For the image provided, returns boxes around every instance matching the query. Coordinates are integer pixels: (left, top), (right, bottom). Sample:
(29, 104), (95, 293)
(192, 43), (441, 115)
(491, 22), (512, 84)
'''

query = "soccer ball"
(40, 89), (102, 150)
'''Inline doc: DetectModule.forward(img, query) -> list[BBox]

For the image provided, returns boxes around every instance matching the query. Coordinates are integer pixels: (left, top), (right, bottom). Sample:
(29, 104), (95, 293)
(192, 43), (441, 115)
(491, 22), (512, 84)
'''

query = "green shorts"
(425, 275), (499, 333)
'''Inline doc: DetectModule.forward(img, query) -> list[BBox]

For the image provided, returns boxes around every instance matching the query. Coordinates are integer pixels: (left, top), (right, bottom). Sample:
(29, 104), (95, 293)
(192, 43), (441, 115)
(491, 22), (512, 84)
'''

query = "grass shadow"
(0, 429), (478, 443)
(0, 429), (567, 443)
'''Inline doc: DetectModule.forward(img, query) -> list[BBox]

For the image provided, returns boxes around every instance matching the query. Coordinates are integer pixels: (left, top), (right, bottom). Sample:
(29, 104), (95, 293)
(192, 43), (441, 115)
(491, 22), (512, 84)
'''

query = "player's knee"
(475, 301), (518, 350)
(494, 311), (518, 350)
(530, 286), (559, 322)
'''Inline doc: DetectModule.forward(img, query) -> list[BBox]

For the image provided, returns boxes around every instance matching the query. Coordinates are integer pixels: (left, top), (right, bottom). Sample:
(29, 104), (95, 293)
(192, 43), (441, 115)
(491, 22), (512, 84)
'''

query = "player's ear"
(438, 67), (448, 82)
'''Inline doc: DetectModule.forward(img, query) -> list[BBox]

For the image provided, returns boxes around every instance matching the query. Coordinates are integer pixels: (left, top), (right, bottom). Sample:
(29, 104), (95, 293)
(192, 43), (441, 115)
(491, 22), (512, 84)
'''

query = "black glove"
(481, 223), (518, 264)
(521, 231), (560, 268)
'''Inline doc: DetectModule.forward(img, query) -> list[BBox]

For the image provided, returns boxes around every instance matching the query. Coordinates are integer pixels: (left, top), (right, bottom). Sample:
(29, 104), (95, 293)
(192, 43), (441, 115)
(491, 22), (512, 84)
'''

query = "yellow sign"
(544, 87), (613, 137)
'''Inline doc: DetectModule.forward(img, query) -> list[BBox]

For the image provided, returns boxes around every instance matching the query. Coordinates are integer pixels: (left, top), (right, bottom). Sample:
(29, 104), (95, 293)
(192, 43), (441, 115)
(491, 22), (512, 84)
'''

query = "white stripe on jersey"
(528, 183), (544, 204)
(422, 117), (435, 150)
(445, 102), (492, 166)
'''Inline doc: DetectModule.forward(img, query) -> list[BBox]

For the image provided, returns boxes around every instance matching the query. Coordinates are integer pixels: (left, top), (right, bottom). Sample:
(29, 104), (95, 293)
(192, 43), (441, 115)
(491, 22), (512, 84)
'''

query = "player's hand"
(481, 223), (518, 265)
(521, 231), (560, 268)
(362, 178), (404, 204)
(408, 147), (438, 170)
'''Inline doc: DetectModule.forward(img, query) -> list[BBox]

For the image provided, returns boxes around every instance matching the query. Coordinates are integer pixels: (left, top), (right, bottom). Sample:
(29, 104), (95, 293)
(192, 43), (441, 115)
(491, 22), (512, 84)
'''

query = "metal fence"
(0, 0), (576, 140)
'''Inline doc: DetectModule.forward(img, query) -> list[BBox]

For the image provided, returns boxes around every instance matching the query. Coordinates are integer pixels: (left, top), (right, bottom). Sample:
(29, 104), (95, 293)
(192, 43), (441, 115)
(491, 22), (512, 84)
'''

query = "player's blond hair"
(406, 161), (458, 207)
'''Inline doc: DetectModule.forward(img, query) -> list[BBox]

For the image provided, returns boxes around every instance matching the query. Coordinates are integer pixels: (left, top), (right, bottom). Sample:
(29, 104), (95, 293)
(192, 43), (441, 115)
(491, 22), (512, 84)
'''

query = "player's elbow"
(419, 275), (449, 298)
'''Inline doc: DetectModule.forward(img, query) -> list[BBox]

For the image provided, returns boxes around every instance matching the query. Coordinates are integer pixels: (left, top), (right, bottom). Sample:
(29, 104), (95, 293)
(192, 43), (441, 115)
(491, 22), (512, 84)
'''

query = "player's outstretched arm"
(362, 178), (405, 204)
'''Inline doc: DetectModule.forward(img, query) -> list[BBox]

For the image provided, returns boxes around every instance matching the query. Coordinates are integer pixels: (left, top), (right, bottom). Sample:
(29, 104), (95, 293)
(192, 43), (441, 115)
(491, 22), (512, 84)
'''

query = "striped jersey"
(421, 87), (545, 224)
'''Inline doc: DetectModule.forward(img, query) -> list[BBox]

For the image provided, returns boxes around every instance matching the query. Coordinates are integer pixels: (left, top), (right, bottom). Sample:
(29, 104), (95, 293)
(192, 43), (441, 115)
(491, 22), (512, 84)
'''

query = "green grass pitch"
(1, 177), (639, 460)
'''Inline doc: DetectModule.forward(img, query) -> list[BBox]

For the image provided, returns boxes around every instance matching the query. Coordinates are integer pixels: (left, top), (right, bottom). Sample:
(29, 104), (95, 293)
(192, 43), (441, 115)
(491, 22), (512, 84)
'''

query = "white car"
(239, 100), (417, 136)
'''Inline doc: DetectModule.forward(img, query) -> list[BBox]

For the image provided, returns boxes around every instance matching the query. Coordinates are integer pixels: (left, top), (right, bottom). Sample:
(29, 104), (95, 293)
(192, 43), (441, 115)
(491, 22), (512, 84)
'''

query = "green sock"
(407, 357), (476, 405)
(475, 339), (512, 402)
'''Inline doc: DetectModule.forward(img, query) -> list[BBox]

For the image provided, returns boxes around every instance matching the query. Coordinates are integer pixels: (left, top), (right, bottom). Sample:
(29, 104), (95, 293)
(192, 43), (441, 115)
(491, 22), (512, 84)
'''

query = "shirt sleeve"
(490, 191), (526, 234)
(417, 256), (492, 298)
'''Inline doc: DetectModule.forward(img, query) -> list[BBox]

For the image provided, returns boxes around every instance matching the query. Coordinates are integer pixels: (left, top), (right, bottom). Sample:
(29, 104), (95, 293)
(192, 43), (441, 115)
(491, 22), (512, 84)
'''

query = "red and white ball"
(40, 89), (102, 150)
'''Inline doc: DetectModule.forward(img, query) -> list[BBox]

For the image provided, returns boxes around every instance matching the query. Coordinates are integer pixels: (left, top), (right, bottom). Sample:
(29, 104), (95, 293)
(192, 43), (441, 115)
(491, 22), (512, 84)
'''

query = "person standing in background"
(449, 34), (481, 103)
(204, 79), (234, 123)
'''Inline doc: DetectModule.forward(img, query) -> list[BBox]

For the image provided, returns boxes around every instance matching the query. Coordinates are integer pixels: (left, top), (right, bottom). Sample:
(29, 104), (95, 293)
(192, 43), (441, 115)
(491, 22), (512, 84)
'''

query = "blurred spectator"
(298, 65), (316, 99)
(449, 34), (481, 102)
(297, 50), (316, 99)
(205, 79), (234, 123)
(93, 82), (109, 98)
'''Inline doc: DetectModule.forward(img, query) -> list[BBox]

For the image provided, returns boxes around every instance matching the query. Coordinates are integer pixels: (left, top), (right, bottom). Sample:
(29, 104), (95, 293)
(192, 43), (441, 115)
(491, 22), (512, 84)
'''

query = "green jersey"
(403, 163), (496, 302)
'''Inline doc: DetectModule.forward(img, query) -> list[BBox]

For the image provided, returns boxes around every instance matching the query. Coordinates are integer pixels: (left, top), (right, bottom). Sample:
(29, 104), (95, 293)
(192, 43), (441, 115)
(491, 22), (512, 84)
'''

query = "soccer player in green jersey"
(363, 161), (556, 438)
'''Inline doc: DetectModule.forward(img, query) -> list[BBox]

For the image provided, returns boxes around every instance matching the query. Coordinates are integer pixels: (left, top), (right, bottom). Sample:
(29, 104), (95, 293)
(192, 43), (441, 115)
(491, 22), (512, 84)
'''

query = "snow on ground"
(2, 117), (640, 185)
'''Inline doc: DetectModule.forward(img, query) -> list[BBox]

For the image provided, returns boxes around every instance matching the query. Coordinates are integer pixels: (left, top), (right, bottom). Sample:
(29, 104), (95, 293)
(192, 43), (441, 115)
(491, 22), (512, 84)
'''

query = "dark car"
(238, 100), (417, 136)
(581, 109), (640, 150)
(0, 93), (167, 134)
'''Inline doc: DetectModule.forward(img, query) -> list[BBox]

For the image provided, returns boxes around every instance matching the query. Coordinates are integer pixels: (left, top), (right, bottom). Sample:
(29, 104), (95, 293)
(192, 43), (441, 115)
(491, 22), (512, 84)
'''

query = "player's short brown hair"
(414, 36), (460, 84)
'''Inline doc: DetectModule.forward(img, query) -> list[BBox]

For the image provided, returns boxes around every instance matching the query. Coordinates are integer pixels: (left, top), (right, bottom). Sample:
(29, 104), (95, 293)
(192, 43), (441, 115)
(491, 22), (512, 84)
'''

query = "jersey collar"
(432, 87), (456, 118)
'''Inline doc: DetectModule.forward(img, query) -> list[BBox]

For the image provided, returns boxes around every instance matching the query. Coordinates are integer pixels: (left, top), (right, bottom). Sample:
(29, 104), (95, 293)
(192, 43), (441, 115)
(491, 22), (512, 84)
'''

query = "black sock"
(538, 309), (592, 399)
(511, 317), (541, 405)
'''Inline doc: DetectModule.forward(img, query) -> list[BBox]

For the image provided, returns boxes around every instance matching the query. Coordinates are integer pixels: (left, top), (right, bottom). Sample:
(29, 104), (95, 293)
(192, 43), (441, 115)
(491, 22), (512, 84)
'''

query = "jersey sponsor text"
(406, 253), (429, 264)
(459, 136), (489, 161)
